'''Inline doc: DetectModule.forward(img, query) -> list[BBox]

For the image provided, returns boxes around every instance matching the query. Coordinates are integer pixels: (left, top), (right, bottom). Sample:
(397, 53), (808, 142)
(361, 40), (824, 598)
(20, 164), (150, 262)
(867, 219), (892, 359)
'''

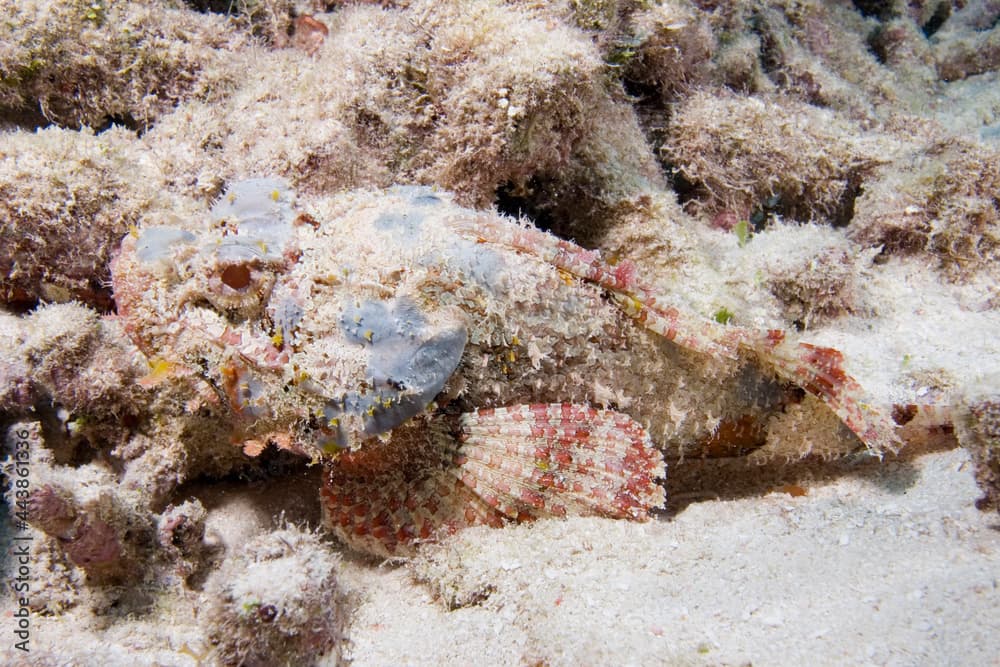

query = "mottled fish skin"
(112, 181), (898, 556)
(115, 183), (663, 453)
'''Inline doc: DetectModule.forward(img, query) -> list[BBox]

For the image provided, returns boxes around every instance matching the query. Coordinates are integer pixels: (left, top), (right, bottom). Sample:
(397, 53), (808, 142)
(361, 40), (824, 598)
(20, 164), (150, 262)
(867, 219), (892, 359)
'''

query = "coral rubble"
(203, 527), (344, 666)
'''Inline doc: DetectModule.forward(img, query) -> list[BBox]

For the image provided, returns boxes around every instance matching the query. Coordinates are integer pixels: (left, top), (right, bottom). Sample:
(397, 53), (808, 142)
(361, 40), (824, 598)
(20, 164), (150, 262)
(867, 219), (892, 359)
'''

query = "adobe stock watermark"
(6, 423), (39, 653)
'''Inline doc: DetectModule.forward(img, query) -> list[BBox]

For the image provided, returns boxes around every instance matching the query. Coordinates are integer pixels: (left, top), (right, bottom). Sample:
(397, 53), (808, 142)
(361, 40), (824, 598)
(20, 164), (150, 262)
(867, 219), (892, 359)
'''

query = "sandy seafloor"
(12, 446), (1000, 666)
(2, 1), (1000, 665)
(346, 449), (998, 666)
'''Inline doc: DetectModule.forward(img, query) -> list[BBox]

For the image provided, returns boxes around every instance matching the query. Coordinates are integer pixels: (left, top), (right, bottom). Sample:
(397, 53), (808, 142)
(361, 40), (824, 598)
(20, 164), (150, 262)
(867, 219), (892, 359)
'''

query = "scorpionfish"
(112, 179), (899, 556)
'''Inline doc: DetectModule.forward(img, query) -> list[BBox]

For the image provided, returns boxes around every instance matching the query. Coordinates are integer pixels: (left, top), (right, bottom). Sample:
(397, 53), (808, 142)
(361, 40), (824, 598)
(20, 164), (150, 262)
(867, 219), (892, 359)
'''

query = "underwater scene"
(1, 1), (999, 665)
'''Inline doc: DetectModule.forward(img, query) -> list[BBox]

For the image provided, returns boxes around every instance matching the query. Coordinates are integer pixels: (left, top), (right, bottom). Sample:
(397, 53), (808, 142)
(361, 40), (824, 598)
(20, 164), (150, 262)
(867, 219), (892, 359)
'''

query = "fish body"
(113, 180), (896, 556)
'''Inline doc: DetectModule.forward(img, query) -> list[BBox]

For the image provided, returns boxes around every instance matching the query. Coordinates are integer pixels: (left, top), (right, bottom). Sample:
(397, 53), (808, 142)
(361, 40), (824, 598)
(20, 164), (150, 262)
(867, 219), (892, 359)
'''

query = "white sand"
(8, 445), (998, 665)
(336, 447), (999, 666)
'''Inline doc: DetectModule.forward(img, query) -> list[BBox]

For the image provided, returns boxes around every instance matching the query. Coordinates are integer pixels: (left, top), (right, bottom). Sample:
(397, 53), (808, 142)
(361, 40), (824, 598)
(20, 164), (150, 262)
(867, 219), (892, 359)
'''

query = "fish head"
(112, 180), (468, 456)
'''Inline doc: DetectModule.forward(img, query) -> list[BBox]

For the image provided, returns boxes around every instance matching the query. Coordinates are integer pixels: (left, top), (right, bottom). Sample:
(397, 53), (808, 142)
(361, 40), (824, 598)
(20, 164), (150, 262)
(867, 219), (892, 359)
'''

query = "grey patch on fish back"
(412, 193), (443, 206)
(426, 240), (508, 294)
(374, 210), (425, 239)
(348, 325), (467, 436)
(387, 298), (427, 339)
(135, 227), (196, 263)
(364, 325), (467, 434)
(332, 297), (468, 438)
(340, 300), (392, 345)
(368, 325), (467, 396)
(341, 297), (465, 405)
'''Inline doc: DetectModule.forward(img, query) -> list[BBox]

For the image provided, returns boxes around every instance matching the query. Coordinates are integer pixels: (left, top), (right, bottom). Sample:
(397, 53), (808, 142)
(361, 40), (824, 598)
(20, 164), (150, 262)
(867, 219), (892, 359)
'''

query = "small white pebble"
(761, 611), (784, 627)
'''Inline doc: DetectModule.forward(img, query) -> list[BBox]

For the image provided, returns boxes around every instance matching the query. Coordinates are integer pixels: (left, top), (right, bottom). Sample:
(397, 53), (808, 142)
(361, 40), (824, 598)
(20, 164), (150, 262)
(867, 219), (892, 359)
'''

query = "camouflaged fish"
(112, 179), (899, 556)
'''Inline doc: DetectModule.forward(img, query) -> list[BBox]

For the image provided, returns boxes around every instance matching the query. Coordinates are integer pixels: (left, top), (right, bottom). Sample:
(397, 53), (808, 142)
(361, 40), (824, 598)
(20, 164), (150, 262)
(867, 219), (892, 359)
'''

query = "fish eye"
(201, 255), (277, 317)
(220, 264), (253, 291)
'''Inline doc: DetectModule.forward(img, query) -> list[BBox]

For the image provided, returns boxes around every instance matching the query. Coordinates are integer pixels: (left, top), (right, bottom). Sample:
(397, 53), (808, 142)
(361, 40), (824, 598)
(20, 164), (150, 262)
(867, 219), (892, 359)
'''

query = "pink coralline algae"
(112, 180), (900, 556)
(28, 484), (129, 582)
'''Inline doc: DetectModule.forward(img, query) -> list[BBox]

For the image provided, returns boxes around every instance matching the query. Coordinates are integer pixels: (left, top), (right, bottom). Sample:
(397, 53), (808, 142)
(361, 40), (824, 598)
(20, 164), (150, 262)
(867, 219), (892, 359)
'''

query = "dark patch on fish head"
(325, 296), (468, 449)
(339, 298), (426, 346)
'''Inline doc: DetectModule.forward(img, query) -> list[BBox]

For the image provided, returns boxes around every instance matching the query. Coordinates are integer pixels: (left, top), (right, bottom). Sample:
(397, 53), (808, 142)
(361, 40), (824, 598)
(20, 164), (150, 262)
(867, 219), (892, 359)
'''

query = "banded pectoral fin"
(321, 403), (665, 558)
(455, 404), (666, 521)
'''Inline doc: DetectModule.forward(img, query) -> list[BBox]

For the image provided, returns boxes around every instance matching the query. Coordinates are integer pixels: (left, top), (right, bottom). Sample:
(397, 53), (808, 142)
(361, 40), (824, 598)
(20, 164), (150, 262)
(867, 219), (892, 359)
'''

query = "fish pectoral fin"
(452, 403), (666, 522)
(320, 403), (664, 558)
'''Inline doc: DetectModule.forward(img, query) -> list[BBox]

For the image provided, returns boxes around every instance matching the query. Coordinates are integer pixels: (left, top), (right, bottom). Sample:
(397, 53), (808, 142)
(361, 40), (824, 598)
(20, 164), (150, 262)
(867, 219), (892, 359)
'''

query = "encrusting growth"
(203, 527), (344, 666)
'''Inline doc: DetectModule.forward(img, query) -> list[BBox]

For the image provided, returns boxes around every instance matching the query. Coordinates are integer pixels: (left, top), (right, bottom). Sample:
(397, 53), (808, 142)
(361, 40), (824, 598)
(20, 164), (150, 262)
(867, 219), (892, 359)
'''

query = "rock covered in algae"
(663, 91), (891, 224)
(0, 0), (243, 129)
(16, 427), (157, 587)
(142, 0), (667, 246)
(848, 133), (1000, 288)
(203, 526), (344, 667)
(955, 394), (1000, 512)
(0, 127), (193, 309)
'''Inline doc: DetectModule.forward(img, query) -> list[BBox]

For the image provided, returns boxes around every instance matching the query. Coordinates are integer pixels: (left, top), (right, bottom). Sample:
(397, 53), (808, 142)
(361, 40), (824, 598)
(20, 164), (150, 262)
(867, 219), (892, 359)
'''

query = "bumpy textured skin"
(112, 181), (897, 556)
